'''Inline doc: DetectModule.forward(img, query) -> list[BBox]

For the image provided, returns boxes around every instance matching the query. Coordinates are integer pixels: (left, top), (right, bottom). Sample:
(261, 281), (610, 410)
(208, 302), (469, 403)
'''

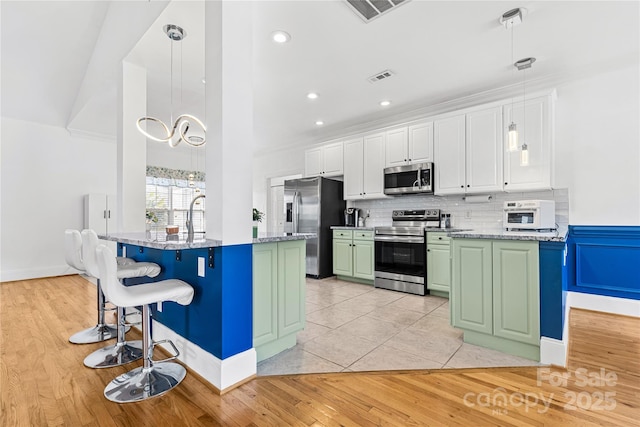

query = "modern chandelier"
(500, 8), (523, 153)
(136, 24), (206, 148)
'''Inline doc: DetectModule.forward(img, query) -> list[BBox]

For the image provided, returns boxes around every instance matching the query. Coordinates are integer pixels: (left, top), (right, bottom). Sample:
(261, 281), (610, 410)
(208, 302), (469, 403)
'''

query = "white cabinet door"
(434, 115), (466, 195)
(385, 126), (408, 168)
(343, 137), (364, 200)
(322, 142), (344, 176)
(304, 148), (322, 177)
(362, 132), (386, 199)
(408, 120), (433, 164)
(466, 106), (503, 194)
(503, 96), (552, 192)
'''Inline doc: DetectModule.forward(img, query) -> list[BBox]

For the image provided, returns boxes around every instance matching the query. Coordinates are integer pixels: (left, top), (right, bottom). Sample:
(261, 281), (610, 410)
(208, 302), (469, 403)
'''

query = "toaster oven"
(503, 200), (556, 231)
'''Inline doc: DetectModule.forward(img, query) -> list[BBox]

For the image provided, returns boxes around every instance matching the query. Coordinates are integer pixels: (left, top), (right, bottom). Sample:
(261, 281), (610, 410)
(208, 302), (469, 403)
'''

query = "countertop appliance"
(344, 208), (361, 227)
(374, 209), (441, 295)
(284, 177), (345, 279)
(383, 162), (434, 195)
(503, 200), (556, 231)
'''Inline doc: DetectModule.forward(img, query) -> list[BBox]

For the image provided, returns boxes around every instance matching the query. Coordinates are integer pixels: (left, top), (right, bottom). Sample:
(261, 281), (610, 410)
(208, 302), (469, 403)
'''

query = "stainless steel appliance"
(374, 209), (441, 295)
(284, 177), (345, 278)
(344, 208), (361, 227)
(503, 200), (556, 231)
(383, 162), (434, 195)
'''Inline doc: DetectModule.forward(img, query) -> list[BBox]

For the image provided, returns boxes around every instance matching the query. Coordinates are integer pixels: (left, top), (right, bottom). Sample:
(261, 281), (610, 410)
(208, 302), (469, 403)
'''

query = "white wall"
(554, 63), (640, 224)
(0, 118), (117, 281)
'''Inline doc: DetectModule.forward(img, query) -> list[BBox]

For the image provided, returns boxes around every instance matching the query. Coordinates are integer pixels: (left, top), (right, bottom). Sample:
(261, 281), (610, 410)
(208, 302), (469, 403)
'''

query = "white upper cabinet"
(304, 141), (344, 177)
(434, 115), (466, 195)
(362, 132), (386, 199)
(343, 137), (364, 199)
(503, 95), (553, 192)
(385, 121), (433, 168)
(343, 133), (385, 200)
(434, 107), (503, 195)
(466, 106), (503, 194)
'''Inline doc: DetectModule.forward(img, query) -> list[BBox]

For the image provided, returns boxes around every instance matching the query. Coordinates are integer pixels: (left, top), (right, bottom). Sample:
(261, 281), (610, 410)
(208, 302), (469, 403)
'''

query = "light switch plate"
(198, 257), (205, 277)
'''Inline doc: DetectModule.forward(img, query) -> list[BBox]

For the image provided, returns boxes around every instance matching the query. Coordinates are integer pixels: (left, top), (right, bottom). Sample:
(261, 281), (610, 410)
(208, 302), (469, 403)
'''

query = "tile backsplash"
(351, 188), (569, 231)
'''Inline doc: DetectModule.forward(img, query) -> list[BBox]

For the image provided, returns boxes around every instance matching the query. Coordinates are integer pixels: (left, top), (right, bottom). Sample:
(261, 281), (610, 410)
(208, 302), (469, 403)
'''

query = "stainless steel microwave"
(383, 162), (434, 195)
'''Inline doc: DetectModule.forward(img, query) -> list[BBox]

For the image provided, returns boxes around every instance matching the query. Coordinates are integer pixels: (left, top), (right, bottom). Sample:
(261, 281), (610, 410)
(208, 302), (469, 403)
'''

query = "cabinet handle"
(404, 159), (407, 162)
(504, 182), (508, 185)
(467, 184), (470, 187)
(427, 249), (430, 252)
(409, 158), (412, 161)
(460, 185), (464, 188)
(438, 237), (442, 240)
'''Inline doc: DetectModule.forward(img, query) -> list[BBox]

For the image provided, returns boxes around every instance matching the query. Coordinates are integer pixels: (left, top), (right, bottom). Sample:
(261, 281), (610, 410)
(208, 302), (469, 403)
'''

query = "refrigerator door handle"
(292, 191), (299, 233)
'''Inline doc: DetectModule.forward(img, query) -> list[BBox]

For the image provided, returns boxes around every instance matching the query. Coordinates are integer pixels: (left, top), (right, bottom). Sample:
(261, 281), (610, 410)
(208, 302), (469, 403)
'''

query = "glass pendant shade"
(507, 122), (519, 151)
(520, 143), (529, 166)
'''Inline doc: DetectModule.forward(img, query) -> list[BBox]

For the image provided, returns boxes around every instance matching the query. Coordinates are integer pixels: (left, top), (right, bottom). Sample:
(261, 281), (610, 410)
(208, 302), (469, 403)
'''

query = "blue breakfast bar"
(100, 231), (312, 392)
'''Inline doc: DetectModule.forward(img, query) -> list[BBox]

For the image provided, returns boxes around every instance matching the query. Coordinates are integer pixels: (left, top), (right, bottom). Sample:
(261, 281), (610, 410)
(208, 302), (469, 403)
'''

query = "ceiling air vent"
(345, 0), (409, 23)
(368, 69), (395, 84)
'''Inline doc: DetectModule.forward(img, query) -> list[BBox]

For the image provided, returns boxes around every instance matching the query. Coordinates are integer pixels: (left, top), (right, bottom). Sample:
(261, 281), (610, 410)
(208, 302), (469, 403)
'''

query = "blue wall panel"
(119, 243), (253, 360)
(567, 226), (640, 300)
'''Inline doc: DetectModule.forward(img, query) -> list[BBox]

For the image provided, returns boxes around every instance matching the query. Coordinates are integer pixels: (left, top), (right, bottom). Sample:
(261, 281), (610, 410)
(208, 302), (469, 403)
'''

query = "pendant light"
(136, 24), (206, 148)
(515, 57), (536, 167)
(500, 8), (524, 152)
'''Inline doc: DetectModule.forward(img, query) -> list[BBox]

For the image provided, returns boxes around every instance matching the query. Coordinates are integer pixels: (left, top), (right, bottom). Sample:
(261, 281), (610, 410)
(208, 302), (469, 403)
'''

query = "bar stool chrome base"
(84, 340), (142, 368)
(104, 363), (186, 403)
(69, 324), (123, 344)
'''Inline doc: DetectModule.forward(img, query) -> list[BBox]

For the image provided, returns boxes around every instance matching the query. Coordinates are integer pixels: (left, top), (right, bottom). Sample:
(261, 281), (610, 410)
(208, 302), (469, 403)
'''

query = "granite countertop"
(253, 233), (316, 243)
(330, 226), (376, 231)
(99, 232), (222, 250)
(447, 227), (568, 242)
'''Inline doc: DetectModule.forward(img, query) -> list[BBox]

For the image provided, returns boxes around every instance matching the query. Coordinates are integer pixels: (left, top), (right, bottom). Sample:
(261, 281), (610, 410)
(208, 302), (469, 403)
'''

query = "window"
(146, 169), (205, 233)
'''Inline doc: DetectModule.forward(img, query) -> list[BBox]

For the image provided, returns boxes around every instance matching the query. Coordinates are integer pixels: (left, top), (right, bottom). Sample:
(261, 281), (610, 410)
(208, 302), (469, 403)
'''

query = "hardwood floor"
(2, 275), (639, 426)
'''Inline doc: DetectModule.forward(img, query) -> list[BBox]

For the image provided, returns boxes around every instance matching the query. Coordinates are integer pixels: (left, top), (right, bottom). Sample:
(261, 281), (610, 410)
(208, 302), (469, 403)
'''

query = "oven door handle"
(374, 235), (425, 243)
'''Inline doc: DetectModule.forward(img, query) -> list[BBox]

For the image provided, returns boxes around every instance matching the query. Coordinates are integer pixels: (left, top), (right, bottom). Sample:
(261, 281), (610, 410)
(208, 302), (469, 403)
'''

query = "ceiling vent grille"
(345, 0), (409, 23)
(368, 69), (395, 84)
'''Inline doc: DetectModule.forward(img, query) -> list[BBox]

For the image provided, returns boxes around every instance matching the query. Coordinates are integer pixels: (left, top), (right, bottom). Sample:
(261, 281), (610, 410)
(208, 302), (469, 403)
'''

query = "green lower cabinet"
(332, 229), (374, 284)
(426, 232), (452, 296)
(451, 238), (540, 361)
(253, 240), (306, 363)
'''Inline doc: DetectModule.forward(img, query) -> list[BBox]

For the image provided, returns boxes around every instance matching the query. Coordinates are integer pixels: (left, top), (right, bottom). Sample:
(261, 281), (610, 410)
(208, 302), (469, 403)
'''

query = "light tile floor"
(257, 277), (540, 376)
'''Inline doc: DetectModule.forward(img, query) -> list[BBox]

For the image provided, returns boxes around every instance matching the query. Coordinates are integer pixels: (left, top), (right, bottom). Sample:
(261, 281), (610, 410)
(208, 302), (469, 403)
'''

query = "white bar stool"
(81, 229), (161, 369)
(65, 229), (133, 344)
(96, 244), (194, 403)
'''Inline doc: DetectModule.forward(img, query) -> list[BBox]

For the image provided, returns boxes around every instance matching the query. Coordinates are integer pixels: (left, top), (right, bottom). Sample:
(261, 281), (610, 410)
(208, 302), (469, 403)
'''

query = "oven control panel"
(392, 209), (440, 220)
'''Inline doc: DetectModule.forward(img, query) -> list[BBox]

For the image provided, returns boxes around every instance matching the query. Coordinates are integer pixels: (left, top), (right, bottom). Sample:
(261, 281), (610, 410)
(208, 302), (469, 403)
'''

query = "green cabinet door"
(253, 243), (278, 347)
(451, 239), (493, 334)
(427, 244), (451, 292)
(333, 238), (353, 276)
(353, 239), (375, 281)
(492, 241), (540, 345)
(278, 240), (306, 337)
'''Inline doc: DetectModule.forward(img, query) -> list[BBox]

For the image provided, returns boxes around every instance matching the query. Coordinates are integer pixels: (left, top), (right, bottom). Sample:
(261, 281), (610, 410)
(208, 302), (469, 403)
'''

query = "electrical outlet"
(198, 257), (205, 277)
(465, 211), (472, 219)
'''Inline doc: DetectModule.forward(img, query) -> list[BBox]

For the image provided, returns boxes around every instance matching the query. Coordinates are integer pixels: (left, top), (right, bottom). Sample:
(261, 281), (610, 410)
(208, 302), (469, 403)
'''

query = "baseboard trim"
(0, 265), (79, 283)
(152, 320), (257, 391)
(540, 337), (566, 366)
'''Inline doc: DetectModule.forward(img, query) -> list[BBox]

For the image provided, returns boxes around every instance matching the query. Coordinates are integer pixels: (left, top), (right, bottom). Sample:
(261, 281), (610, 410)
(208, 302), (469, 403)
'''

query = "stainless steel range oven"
(374, 209), (440, 295)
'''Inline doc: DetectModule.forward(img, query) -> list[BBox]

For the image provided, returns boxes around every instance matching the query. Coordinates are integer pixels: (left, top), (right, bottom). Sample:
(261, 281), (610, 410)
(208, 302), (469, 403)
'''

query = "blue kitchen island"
(100, 231), (313, 391)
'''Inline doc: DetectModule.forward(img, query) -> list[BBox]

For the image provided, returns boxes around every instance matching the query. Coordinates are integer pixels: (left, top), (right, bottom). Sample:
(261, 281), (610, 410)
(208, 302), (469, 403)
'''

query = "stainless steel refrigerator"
(284, 177), (345, 279)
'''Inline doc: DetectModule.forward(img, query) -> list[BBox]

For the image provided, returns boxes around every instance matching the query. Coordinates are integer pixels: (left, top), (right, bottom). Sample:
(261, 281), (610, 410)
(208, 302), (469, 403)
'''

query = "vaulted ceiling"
(2, 1), (638, 154)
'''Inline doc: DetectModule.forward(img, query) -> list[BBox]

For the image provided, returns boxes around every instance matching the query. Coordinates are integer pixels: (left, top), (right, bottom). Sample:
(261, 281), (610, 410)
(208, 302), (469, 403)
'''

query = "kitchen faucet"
(186, 194), (205, 242)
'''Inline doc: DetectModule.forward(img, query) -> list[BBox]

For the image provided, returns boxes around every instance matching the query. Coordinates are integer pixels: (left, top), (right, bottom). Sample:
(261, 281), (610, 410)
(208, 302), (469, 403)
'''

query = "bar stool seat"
(96, 244), (194, 403)
(65, 229), (136, 344)
(81, 229), (161, 369)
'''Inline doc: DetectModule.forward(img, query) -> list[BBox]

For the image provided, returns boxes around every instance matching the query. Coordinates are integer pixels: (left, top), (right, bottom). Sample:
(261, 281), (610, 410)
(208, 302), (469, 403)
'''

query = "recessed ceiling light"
(271, 30), (291, 43)
(380, 100), (391, 107)
(307, 92), (319, 100)
(315, 120), (324, 126)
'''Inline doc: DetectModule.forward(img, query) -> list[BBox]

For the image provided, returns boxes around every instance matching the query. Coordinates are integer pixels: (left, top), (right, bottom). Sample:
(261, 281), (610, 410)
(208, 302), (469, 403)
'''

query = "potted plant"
(145, 210), (158, 231)
(253, 208), (264, 238)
